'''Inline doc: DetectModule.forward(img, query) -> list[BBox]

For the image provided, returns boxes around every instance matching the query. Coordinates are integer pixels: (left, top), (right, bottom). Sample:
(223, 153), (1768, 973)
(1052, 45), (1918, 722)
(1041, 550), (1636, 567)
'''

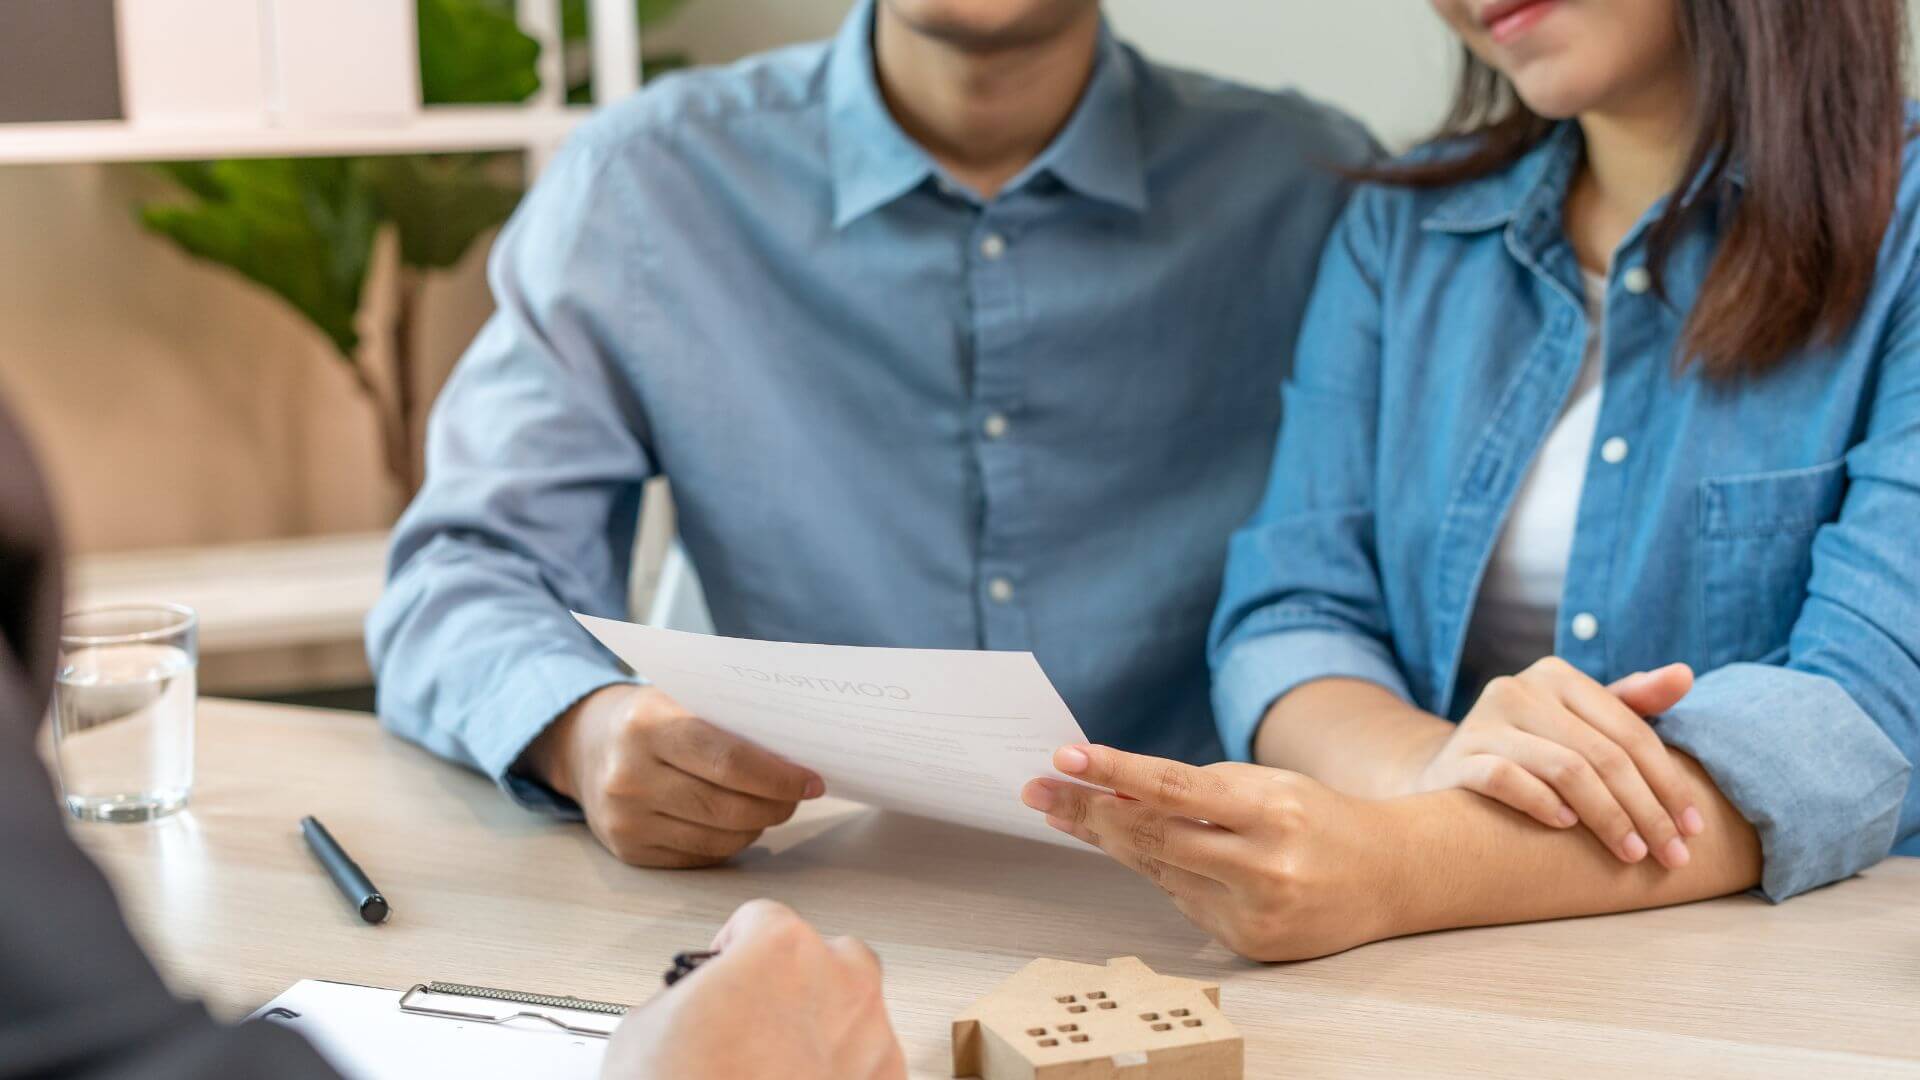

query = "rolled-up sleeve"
(1660, 272), (1920, 899)
(366, 134), (651, 812)
(1208, 191), (1412, 761)
(1658, 666), (1909, 902)
(1213, 627), (1412, 764)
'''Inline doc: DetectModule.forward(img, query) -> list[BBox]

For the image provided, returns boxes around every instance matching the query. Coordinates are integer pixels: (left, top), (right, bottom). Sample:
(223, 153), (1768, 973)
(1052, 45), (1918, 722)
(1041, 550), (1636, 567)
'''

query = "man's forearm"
(1381, 750), (1762, 935)
(1253, 678), (1451, 799)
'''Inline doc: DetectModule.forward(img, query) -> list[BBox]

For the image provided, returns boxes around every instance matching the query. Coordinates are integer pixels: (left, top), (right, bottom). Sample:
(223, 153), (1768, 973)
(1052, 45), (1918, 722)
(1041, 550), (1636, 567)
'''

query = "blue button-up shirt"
(1212, 122), (1920, 901)
(367, 0), (1373, 809)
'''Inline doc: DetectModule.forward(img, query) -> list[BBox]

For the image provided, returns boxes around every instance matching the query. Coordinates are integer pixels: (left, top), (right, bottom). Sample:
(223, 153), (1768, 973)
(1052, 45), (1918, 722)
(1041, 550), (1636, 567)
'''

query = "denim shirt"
(1212, 122), (1920, 901)
(366, 0), (1375, 811)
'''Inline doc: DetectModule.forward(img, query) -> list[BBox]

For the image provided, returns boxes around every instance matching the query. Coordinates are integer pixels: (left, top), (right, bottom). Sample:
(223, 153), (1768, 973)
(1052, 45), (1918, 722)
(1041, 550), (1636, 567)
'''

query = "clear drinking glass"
(51, 604), (198, 822)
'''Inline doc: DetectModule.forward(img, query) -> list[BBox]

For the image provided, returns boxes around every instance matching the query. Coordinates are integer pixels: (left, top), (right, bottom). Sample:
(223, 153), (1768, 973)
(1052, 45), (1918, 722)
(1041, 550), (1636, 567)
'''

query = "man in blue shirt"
(368, 0), (1373, 867)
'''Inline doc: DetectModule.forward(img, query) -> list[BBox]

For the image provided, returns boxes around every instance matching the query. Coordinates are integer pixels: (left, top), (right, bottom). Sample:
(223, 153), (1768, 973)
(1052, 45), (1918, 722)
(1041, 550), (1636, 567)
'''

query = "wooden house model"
(953, 956), (1242, 1079)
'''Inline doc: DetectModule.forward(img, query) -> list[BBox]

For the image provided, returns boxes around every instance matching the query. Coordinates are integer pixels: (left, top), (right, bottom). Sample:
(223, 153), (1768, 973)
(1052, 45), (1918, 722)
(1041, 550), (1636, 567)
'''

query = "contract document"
(574, 614), (1092, 848)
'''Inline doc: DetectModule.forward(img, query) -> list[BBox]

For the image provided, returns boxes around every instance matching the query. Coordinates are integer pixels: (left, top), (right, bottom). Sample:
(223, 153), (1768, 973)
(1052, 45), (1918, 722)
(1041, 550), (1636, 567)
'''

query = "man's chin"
(880, 0), (1092, 54)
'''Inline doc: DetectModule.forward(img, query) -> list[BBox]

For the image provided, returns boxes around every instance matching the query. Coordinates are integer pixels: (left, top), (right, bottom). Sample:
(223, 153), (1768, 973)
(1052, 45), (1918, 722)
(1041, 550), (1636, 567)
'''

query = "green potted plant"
(136, 0), (690, 500)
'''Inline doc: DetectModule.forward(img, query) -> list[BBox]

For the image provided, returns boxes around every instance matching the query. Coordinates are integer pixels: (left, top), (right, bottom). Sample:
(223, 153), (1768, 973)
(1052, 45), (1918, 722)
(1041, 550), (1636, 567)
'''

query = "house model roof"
(952, 956), (1243, 1079)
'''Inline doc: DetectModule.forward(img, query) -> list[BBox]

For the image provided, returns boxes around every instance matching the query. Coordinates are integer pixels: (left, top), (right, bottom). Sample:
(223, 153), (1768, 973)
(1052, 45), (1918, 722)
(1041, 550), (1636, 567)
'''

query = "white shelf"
(0, 105), (590, 165)
(71, 532), (389, 654)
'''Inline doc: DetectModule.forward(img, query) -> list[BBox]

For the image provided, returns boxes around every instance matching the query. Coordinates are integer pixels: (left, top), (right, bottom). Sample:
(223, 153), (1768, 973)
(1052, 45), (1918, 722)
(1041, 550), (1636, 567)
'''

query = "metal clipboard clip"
(397, 981), (630, 1039)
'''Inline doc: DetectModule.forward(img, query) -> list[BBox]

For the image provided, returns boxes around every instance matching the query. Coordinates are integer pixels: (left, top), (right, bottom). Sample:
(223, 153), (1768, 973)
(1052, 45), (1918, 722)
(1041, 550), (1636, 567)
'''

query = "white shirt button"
(1600, 437), (1629, 464)
(988, 577), (1015, 604)
(1571, 612), (1600, 641)
(982, 412), (1009, 440)
(979, 233), (1008, 261)
(1622, 267), (1653, 295)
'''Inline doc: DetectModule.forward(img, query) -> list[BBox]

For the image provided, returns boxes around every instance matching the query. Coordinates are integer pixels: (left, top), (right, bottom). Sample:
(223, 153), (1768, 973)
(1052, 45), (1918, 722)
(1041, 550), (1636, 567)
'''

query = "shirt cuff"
(471, 649), (639, 818)
(1211, 627), (1413, 762)
(1656, 663), (1912, 902)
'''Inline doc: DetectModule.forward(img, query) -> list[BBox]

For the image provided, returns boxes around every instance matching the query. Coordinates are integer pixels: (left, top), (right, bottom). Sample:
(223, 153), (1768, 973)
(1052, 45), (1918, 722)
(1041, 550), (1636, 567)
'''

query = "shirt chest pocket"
(1695, 458), (1848, 669)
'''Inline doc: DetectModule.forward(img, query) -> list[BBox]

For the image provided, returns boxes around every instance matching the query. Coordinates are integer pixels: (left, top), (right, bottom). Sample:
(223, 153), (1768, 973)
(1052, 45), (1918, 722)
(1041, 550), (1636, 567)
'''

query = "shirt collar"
(1420, 121), (1748, 236)
(826, 0), (1148, 229)
(826, 0), (934, 230)
(1013, 30), (1147, 214)
(1419, 124), (1584, 235)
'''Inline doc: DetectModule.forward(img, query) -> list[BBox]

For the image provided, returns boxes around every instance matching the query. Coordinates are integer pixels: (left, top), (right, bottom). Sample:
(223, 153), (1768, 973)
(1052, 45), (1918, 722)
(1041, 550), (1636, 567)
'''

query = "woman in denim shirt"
(1021, 0), (1919, 960)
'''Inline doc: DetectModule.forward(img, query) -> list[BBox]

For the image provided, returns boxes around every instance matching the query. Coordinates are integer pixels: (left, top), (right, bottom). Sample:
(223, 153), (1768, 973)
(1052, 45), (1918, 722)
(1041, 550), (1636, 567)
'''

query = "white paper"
(573, 615), (1091, 848)
(249, 981), (608, 1080)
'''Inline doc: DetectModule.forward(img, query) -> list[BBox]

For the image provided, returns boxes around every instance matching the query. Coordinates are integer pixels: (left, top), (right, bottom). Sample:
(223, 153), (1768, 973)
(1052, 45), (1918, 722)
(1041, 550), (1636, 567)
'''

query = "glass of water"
(52, 604), (197, 823)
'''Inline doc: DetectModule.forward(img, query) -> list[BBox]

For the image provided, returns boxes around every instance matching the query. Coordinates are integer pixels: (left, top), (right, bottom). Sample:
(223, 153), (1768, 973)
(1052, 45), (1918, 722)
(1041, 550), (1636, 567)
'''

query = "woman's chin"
(1506, 73), (1610, 121)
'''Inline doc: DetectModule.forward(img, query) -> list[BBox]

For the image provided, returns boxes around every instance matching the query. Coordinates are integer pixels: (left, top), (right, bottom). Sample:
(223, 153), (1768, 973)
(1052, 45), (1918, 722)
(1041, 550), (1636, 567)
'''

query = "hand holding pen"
(608, 900), (904, 1080)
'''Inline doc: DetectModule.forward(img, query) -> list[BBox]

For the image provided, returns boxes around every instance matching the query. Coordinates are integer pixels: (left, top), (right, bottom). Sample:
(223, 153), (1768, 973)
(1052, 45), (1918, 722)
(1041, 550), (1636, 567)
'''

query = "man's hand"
(1022, 746), (1409, 962)
(523, 685), (823, 867)
(1410, 660), (1703, 868)
(603, 900), (906, 1080)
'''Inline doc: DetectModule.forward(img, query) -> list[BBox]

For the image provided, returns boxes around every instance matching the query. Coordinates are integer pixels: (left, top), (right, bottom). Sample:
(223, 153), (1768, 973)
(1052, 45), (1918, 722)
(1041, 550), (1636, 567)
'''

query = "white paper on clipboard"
(249, 980), (610, 1080)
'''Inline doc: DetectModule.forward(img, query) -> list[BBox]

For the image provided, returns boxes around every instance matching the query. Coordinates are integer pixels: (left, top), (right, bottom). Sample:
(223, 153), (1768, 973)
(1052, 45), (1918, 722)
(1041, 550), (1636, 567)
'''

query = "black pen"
(301, 816), (390, 925)
(664, 950), (717, 986)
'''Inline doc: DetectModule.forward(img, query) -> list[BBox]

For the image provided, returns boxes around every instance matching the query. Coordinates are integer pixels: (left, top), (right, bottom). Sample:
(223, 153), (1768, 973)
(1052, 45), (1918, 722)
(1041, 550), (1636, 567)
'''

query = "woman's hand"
(1022, 746), (1411, 962)
(1410, 659), (1704, 867)
(604, 900), (905, 1080)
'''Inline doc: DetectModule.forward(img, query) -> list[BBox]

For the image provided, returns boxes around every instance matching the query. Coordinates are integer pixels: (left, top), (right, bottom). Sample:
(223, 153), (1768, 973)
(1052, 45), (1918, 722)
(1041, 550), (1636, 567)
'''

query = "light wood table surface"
(73, 700), (1920, 1078)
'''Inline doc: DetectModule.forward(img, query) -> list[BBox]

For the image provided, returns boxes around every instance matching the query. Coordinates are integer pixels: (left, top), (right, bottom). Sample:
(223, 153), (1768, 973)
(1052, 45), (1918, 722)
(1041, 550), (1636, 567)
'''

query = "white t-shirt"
(1460, 271), (1607, 684)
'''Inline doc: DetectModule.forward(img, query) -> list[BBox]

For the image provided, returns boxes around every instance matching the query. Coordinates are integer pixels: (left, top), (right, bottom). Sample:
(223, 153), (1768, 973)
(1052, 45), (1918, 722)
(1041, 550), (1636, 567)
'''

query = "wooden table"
(74, 701), (1920, 1078)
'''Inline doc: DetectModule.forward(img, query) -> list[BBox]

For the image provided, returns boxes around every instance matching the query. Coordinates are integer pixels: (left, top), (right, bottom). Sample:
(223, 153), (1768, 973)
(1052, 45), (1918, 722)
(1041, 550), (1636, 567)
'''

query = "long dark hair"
(1376, 1), (1910, 377)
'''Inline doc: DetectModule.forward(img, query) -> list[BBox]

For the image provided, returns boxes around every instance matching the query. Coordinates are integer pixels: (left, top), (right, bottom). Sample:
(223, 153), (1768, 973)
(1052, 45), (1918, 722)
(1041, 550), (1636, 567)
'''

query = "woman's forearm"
(1253, 678), (1453, 798)
(1022, 741), (1766, 963)
(1381, 749), (1763, 934)
(1254, 669), (1766, 932)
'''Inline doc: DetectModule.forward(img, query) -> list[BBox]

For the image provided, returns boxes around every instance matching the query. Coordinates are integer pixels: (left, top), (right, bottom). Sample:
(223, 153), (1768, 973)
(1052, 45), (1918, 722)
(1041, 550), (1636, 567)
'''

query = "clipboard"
(249, 978), (630, 1079)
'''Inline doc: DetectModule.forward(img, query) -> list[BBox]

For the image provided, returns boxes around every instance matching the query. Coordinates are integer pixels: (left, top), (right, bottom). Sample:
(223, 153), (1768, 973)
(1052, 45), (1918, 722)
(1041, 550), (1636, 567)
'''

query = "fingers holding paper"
(520, 685), (824, 868)
(1034, 782), (1229, 898)
(1022, 745), (1400, 962)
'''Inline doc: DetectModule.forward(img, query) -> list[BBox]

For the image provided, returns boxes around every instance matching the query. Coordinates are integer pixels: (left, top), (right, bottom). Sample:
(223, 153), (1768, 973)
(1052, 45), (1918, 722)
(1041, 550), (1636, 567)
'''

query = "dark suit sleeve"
(0, 399), (338, 1079)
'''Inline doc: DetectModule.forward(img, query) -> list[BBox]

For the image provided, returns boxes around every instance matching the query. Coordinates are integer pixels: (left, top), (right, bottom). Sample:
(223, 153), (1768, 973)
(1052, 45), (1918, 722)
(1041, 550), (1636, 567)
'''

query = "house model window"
(952, 956), (1243, 1079)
